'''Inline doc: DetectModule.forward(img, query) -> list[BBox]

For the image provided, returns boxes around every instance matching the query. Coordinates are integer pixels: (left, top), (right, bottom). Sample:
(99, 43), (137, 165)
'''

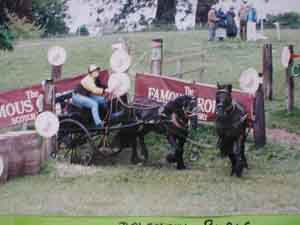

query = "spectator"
(207, 5), (218, 41)
(216, 7), (227, 41)
(238, 0), (249, 41)
(226, 6), (238, 39)
(247, 3), (257, 41)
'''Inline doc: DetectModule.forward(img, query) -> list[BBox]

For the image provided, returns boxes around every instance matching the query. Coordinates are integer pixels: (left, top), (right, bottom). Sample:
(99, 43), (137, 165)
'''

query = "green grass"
(1, 29), (300, 216)
(1, 127), (300, 216)
(268, 107), (300, 133)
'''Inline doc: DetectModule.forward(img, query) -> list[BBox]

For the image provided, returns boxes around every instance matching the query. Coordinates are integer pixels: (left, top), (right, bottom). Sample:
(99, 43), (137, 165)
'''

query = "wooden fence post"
(253, 73), (266, 149)
(263, 44), (273, 100)
(42, 79), (55, 159)
(51, 64), (62, 156)
(51, 65), (62, 81)
(199, 53), (205, 82)
(274, 22), (281, 41)
(190, 80), (198, 129)
(43, 79), (55, 112)
(176, 59), (183, 78)
(151, 38), (163, 75)
(286, 45), (294, 113)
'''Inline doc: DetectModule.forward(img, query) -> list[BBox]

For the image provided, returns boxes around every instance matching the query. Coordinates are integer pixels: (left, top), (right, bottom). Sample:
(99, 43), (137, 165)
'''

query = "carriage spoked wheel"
(56, 119), (96, 165)
(92, 127), (123, 159)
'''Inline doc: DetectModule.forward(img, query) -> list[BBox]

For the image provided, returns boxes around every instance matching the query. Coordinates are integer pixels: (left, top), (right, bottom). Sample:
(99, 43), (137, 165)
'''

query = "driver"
(72, 65), (107, 128)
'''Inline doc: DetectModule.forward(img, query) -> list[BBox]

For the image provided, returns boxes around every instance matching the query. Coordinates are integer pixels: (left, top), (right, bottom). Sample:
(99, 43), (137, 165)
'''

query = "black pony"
(115, 95), (197, 170)
(215, 84), (249, 177)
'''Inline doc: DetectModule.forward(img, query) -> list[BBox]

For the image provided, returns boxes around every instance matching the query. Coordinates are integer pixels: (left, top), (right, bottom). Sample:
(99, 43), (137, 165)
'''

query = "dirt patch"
(55, 162), (99, 178)
(267, 128), (300, 145)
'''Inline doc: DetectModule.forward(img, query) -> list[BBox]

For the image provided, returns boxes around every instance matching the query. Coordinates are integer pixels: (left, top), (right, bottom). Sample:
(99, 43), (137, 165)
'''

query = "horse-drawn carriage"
(52, 92), (142, 165)
(53, 86), (198, 169)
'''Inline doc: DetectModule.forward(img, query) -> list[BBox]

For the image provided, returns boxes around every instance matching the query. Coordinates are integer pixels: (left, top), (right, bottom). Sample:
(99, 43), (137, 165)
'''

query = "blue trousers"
(208, 26), (216, 41)
(72, 93), (106, 126)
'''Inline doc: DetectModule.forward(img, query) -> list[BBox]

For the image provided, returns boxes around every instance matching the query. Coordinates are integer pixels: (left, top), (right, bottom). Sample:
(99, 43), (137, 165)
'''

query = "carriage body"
(54, 91), (140, 165)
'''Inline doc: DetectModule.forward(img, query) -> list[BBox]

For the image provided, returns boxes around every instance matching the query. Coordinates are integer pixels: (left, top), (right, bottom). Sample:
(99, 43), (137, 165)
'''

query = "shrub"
(76, 25), (90, 36)
(0, 25), (14, 51)
(266, 12), (300, 29)
(32, 0), (70, 37)
(7, 14), (43, 39)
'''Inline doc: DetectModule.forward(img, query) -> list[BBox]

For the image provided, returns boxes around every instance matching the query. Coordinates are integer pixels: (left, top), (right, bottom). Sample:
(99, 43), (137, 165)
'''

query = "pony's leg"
(233, 140), (244, 177)
(242, 152), (248, 169)
(176, 136), (186, 170)
(166, 135), (177, 163)
(228, 152), (236, 176)
(217, 136), (227, 158)
(130, 137), (141, 164)
(240, 133), (249, 169)
(138, 133), (149, 162)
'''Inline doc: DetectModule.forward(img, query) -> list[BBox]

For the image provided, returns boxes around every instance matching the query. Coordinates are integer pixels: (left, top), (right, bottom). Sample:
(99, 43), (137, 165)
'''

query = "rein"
(104, 94), (197, 131)
(116, 95), (161, 110)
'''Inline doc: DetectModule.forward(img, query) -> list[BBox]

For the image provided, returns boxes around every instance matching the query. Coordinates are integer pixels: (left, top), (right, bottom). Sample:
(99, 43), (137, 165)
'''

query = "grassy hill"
(1, 30), (300, 216)
(1, 29), (300, 131)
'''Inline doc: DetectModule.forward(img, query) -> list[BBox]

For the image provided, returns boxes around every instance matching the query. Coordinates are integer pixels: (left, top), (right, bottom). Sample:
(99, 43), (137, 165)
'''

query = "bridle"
(216, 89), (234, 114)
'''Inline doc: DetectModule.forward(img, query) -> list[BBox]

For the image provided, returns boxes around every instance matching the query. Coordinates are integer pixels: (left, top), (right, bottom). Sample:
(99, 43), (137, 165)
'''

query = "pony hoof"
(235, 169), (243, 177)
(177, 164), (186, 170)
(131, 157), (142, 165)
(166, 153), (176, 163)
(236, 173), (242, 178)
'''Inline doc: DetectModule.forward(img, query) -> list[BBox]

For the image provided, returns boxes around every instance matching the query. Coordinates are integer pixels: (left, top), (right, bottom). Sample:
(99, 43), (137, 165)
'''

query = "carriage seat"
(56, 91), (73, 103)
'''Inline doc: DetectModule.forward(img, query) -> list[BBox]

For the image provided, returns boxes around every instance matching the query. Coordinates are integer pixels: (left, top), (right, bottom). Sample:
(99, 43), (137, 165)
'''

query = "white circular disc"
(110, 49), (131, 73)
(35, 111), (59, 138)
(0, 156), (3, 177)
(281, 46), (291, 68)
(240, 68), (260, 94)
(48, 46), (67, 66)
(107, 73), (130, 97)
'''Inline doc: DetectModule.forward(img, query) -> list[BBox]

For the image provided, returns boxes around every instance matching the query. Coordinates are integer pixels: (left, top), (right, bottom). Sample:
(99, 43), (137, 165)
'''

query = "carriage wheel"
(92, 128), (124, 159)
(57, 119), (96, 165)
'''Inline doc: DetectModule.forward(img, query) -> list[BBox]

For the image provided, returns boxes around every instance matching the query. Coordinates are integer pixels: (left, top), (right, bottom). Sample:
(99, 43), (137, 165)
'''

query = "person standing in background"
(207, 5), (218, 41)
(216, 7), (227, 41)
(247, 3), (257, 41)
(226, 6), (237, 39)
(238, 0), (249, 41)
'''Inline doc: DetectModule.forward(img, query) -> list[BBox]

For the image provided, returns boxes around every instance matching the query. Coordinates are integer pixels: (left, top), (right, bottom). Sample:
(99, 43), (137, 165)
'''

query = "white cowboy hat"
(107, 72), (130, 97)
(239, 68), (260, 94)
(110, 48), (131, 73)
(88, 64), (100, 73)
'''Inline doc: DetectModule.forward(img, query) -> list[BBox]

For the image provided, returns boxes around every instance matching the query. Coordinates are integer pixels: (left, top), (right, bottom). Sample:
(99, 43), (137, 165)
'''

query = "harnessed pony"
(114, 95), (197, 170)
(215, 84), (249, 177)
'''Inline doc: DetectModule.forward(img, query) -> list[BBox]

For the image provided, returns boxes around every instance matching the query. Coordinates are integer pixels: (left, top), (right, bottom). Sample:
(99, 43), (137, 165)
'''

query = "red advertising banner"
(0, 70), (109, 129)
(134, 73), (255, 123)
